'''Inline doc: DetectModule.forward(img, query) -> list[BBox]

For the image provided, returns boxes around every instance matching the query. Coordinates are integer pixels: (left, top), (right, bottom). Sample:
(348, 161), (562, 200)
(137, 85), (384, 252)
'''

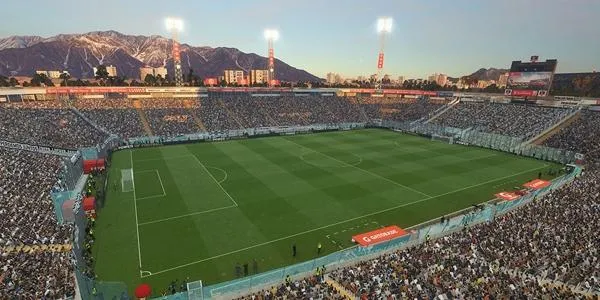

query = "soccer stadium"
(1, 2), (600, 300)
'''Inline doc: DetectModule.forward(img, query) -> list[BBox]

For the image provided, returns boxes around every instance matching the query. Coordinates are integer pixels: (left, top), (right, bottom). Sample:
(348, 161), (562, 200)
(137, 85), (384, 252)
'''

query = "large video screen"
(507, 72), (553, 91)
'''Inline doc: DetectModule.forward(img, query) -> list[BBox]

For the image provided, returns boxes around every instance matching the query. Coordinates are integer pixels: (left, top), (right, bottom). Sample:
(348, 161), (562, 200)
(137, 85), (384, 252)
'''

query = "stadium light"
(264, 29), (279, 41)
(264, 29), (279, 86)
(165, 17), (184, 86)
(165, 18), (184, 32)
(377, 17), (392, 33)
(374, 17), (392, 91)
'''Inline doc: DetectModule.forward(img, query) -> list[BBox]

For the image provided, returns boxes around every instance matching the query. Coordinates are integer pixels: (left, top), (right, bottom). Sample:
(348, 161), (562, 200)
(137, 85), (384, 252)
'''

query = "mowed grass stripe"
(93, 129), (557, 293)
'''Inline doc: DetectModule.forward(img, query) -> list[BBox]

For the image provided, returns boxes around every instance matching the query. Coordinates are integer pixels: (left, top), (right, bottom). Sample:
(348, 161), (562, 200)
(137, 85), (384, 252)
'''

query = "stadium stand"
(431, 101), (571, 140)
(0, 103), (108, 149)
(0, 148), (74, 299)
(543, 110), (600, 165)
(1, 94), (598, 299)
(359, 96), (446, 122)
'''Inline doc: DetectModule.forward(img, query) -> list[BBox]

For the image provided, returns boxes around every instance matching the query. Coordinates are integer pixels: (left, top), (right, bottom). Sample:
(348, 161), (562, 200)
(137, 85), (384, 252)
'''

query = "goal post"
(431, 134), (454, 144)
(187, 280), (204, 300)
(121, 169), (134, 192)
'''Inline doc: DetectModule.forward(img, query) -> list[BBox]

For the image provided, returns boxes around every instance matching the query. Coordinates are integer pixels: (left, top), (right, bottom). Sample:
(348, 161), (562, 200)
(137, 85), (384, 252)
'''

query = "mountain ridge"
(0, 31), (321, 82)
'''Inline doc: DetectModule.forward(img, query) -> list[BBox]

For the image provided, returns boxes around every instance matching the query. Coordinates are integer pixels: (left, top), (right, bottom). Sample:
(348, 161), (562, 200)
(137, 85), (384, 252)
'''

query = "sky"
(2, 0), (599, 79)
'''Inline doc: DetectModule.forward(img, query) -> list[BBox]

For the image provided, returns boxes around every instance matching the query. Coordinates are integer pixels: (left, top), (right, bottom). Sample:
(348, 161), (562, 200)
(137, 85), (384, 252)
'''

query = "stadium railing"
(193, 165), (581, 299)
(60, 122), (581, 299)
(124, 123), (367, 146)
(382, 120), (582, 164)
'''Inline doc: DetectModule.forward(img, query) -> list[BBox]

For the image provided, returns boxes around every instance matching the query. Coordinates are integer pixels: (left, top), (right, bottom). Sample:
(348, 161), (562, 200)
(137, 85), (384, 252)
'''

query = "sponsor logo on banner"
(47, 87), (146, 94)
(352, 225), (408, 247)
(0, 139), (76, 157)
(523, 179), (551, 190)
(495, 191), (521, 201)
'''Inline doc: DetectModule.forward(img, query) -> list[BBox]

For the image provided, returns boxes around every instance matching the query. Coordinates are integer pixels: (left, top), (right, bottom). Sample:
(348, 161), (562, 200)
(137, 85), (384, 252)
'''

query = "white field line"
(129, 150), (143, 276)
(206, 166), (228, 184)
(141, 163), (548, 278)
(132, 169), (167, 200)
(136, 194), (167, 201)
(190, 154), (239, 207)
(285, 138), (433, 198)
(138, 205), (237, 226)
(155, 170), (167, 197)
(134, 154), (195, 163)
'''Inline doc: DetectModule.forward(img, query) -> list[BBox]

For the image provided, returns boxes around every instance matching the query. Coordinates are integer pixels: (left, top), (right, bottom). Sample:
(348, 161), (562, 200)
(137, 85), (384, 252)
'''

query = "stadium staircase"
(218, 98), (245, 129)
(527, 108), (581, 145)
(424, 97), (461, 124)
(133, 100), (154, 136)
(324, 275), (358, 300)
(69, 107), (112, 136)
(182, 99), (206, 131)
(257, 99), (279, 126)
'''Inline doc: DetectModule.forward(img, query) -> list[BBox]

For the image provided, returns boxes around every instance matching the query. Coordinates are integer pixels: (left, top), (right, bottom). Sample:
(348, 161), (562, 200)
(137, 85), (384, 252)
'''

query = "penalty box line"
(133, 169), (167, 200)
(141, 163), (548, 278)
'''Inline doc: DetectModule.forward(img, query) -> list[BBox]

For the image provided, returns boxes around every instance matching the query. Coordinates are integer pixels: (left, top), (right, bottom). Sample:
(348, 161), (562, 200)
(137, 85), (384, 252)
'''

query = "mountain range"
(0, 31), (321, 82)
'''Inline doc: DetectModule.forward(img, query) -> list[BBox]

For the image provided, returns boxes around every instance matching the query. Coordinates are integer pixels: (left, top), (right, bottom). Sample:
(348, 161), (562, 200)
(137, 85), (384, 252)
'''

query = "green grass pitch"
(92, 128), (556, 293)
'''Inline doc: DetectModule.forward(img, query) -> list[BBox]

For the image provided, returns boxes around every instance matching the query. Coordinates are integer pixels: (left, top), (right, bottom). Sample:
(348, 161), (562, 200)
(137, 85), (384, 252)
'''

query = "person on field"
(317, 242), (322, 255)
(235, 263), (242, 278)
(292, 243), (297, 257)
(252, 259), (258, 274)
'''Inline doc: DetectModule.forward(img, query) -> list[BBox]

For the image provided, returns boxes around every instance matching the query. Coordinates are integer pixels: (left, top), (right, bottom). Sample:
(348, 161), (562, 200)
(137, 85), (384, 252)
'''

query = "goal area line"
(139, 163), (548, 278)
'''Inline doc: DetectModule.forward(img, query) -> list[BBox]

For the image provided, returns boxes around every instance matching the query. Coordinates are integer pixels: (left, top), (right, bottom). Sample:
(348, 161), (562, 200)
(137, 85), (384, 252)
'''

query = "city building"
(36, 70), (67, 79)
(93, 65), (117, 78)
(428, 73), (448, 86)
(140, 66), (168, 81)
(224, 70), (245, 84)
(397, 76), (405, 85)
(250, 69), (270, 85)
(326, 73), (336, 84)
(498, 73), (509, 87)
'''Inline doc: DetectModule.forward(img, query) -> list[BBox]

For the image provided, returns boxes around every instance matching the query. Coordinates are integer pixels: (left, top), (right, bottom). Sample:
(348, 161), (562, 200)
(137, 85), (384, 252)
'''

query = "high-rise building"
(93, 65), (117, 78)
(36, 70), (67, 79)
(397, 76), (405, 85)
(140, 66), (168, 81)
(326, 73), (336, 84)
(224, 70), (245, 84)
(428, 73), (448, 86)
(250, 69), (270, 85)
(498, 73), (509, 87)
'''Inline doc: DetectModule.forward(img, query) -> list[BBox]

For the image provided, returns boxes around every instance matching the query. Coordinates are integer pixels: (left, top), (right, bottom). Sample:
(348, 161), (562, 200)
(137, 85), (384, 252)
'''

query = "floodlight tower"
(264, 29), (279, 87)
(375, 17), (392, 91)
(166, 18), (184, 87)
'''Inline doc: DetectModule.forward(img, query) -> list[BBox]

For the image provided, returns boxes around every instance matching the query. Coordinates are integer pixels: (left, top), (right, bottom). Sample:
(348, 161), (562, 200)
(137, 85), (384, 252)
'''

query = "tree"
(59, 72), (71, 87)
(144, 74), (157, 86)
(30, 73), (53, 87)
(95, 65), (110, 85)
(156, 74), (165, 86)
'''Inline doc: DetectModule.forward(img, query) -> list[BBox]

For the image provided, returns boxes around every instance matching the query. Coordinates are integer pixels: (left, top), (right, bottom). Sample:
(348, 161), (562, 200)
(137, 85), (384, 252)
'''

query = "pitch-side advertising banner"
(352, 225), (408, 247)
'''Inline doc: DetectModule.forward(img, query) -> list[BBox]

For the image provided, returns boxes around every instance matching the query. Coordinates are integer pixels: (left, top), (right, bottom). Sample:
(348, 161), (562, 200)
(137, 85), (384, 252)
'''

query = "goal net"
(121, 169), (134, 192)
(187, 280), (204, 300)
(431, 134), (454, 144)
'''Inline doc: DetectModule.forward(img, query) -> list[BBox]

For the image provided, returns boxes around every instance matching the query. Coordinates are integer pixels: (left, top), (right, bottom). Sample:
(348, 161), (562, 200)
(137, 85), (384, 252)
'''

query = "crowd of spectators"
(432, 101), (571, 140)
(0, 106), (108, 149)
(236, 275), (348, 300)
(1, 95), (598, 299)
(543, 110), (600, 165)
(359, 96), (447, 122)
(328, 168), (599, 298)
(0, 148), (74, 299)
